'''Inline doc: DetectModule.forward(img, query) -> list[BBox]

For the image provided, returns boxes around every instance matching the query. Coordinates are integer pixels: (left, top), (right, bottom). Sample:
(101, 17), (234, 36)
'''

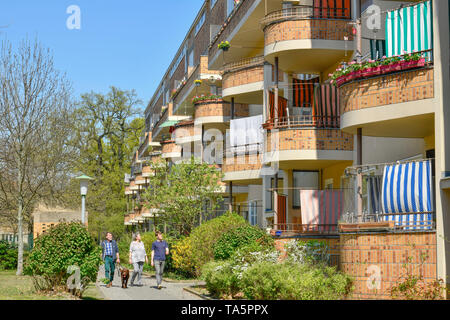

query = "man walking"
(151, 231), (169, 289)
(101, 232), (120, 288)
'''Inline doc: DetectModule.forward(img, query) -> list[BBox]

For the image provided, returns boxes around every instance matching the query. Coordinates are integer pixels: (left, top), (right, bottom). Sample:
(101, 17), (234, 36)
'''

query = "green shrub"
(213, 225), (274, 261)
(240, 261), (353, 300)
(24, 222), (102, 292)
(190, 212), (247, 274)
(0, 241), (18, 270)
(201, 260), (240, 298)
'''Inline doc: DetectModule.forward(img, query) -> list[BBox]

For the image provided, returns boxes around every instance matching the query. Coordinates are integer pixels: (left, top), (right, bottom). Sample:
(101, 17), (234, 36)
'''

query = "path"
(96, 265), (203, 300)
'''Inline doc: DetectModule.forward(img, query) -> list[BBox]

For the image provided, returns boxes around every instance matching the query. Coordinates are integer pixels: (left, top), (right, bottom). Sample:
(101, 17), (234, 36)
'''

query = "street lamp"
(75, 174), (94, 224)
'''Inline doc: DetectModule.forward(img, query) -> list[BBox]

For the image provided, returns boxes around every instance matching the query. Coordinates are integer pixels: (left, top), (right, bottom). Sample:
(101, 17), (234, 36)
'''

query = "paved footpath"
(96, 265), (203, 300)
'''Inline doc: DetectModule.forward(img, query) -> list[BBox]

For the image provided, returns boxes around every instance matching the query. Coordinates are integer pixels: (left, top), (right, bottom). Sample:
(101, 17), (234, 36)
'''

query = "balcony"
(222, 56), (265, 103)
(338, 159), (436, 233)
(262, 5), (353, 73)
(138, 132), (161, 159)
(208, 0), (265, 70)
(264, 124), (353, 166)
(222, 145), (263, 183)
(194, 98), (249, 125)
(161, 140), (182, 159)
(173, 120), (202, 144)
(339, 59), (435, 138)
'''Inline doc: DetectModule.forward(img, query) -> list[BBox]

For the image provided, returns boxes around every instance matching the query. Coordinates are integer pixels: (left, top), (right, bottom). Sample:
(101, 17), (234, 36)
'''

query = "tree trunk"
(16, 199), (24, 275)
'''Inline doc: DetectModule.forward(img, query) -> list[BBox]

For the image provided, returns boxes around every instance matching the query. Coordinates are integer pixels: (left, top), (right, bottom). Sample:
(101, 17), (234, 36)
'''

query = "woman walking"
(129, 233), (148, 286)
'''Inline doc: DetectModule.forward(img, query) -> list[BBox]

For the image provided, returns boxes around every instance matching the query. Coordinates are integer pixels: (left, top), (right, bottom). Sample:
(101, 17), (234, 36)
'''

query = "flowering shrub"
(284, 240), (330, 265)
(171, 236), (195, 277)
(192, 94), (222, 104)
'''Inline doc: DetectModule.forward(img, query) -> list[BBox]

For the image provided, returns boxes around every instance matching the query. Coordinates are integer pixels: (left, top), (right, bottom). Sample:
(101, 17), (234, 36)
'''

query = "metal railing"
(269, 223), (339, 235)
(261, 5), (352, 28)
(264, 115), (340, 129)
(340, 211), (436, 232)
(222, 55), (265, 74)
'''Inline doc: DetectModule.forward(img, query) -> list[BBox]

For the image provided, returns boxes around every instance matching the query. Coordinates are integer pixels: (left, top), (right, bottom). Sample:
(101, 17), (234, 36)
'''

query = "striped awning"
(381, 159), (434, 230)
(386, 1), (433, 58)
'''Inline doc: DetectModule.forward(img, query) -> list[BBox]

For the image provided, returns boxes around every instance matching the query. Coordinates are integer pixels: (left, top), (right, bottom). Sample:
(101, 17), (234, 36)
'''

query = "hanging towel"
(381, 160), (434, 230)
(385, 1), (433, 60)
(230, 115), (263, 147)
(300, 190), (343, 232)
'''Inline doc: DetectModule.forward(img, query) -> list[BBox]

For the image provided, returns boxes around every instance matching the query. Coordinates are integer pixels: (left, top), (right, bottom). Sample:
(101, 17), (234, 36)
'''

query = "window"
(195, 11), (206, 35)
(292, 171), (319, 208)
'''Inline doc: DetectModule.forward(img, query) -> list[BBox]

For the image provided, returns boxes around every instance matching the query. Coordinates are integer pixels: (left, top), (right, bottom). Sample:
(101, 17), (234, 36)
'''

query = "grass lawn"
(0, 270), (104, 300)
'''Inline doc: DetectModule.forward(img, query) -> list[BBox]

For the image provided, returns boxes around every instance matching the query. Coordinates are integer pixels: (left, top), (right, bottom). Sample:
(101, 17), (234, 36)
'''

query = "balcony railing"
(261, 5), (351, 28)
(264, 115), (340, 129)
(222, 56), (265, 75)
(269, 223), (339, 235)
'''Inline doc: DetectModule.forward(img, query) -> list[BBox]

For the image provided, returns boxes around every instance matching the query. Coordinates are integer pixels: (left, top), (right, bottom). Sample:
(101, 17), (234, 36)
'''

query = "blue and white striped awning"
(386, 1), (433, 59)
(381, 159), (434, 230)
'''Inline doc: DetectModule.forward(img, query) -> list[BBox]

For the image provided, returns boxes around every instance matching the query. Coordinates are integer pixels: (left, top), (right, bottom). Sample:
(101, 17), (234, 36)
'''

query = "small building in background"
(33, 204), (87, 239)
(0, 216), (32, 248)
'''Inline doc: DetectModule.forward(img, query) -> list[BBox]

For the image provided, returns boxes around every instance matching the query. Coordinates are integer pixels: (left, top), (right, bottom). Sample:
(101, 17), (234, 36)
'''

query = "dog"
(119, 266), (130, 289)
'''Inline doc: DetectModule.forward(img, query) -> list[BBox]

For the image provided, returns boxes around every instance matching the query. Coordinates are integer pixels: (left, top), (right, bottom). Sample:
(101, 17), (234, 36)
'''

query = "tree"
(142, 157), (224, 236)
(69, 87), (144, 240)
(0, 39), (74, 275)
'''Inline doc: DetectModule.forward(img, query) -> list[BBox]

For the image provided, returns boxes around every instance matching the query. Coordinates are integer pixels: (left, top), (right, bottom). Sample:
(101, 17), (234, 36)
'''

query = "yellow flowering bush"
(171, 237), (195, 277)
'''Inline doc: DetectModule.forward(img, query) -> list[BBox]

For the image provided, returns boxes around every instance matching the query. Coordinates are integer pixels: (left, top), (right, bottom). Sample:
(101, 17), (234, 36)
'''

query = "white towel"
(230, 115), (263, 147)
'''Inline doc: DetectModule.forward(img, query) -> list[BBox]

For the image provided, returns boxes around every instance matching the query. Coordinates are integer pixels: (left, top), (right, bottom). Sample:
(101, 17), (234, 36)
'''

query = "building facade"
(124, 0), (450, 298)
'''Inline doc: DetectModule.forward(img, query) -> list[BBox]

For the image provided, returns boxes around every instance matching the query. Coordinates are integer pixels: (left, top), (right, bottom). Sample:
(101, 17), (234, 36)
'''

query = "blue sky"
(0, 0), (205, 111)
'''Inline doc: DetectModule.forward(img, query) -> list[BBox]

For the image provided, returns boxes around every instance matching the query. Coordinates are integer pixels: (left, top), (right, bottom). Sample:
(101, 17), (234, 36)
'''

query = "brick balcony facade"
(194, 100), (249, 118)
(340, 67), (434, 114)
(264, 19), (353, 46)
(222, 154), (262, 173)
(266, 128), (353, 152)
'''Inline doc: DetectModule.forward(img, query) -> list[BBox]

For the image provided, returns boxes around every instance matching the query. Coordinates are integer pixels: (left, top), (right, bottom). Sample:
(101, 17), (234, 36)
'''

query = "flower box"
(401, 58), (426, 71)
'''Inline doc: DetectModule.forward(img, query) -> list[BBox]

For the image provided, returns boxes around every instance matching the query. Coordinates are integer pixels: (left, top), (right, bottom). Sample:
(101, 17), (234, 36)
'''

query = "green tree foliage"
(142, 157), (224, 236)
(67, 87), (144, 240)
(213, 225), (274, 260)
(24, 222), (102, 291)
(0, 241), (18, 270)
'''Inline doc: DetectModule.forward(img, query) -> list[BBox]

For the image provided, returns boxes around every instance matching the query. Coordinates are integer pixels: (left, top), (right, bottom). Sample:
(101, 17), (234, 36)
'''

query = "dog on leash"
(119, 266), (130, 289)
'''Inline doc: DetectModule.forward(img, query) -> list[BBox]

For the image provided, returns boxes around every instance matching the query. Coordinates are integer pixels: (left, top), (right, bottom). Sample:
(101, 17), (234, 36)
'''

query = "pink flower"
(328, 73), (333, 77)
(369, 59), (375, 63)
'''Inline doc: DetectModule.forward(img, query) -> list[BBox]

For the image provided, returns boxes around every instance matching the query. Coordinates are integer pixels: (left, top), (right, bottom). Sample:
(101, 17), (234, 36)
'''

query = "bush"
(0, 241), (18, 270)
(24, 222), (102, 293)
(240, 261), (353, 300)
(190, 212), (247, 274)
(171, 236), (195, 277)
(201, 260), (240, 299)
(201, 244), (279, 299)
(213, 225), (274, 261)
(284, 240), (330, 265)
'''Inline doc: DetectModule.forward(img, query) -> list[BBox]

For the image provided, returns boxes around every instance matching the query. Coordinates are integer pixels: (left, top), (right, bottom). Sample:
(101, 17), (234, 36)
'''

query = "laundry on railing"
(292, 77), (319, 108)
(312, 83), (340, 128)
(381, 159), (434, 230)
(268, 91), (288, 120)
(299, 189), (343, 232)
(313, 0), (351, 19)
(229, 115), (264, 147)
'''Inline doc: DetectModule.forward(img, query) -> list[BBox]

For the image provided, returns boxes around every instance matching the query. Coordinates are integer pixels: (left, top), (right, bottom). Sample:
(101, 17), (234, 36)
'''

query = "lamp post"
(76, 174), (94, 225)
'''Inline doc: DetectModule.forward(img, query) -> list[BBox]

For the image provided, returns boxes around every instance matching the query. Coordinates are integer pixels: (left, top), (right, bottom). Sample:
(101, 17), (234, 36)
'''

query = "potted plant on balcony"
(218, 41), (231, 51)
(194, 79), (202, 87)
(402, 52), (426, 70)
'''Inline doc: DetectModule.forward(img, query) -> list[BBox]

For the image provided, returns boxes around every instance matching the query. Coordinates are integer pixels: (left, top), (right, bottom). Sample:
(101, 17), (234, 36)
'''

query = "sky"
(0, 0), (205, 111)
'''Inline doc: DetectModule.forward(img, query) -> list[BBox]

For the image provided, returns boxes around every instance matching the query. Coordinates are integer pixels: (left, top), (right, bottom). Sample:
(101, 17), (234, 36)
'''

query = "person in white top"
(128, 233), (148, 286)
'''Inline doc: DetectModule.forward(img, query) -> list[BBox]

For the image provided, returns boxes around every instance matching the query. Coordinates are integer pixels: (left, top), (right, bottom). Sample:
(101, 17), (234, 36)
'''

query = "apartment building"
(125, 0), (450, 298)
